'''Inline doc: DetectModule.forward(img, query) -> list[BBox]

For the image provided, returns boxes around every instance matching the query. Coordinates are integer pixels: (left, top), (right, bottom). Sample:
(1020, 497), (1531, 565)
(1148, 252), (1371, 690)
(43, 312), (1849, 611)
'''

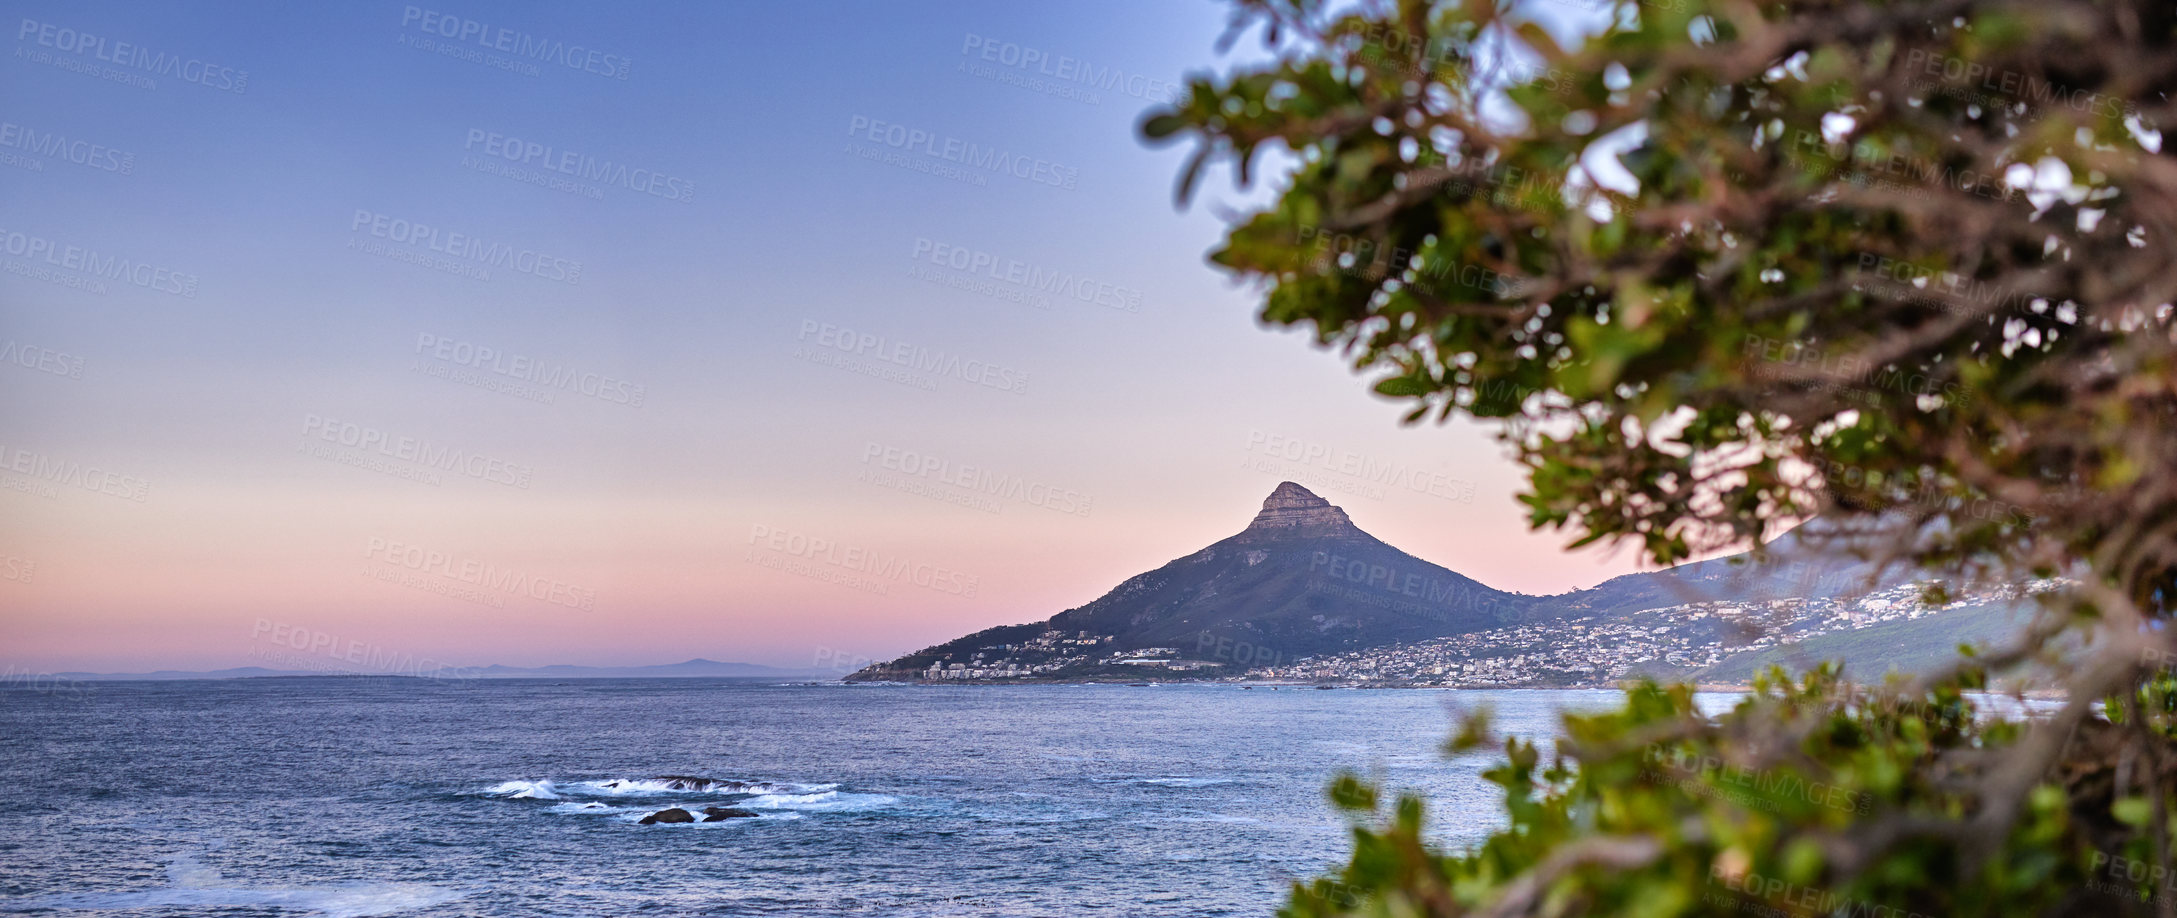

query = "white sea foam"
(1137, 777), (1235, 787)
(575, 777), (834, 796)
(491, 775), (871, 818)
(546, 801), (622, 815)
(485, 780), (560, 799)
(28, 885), (467, 918)
(21, 856), (464, 918)
(1165, 813), (1261, 824)
(738, 790), (897, 812)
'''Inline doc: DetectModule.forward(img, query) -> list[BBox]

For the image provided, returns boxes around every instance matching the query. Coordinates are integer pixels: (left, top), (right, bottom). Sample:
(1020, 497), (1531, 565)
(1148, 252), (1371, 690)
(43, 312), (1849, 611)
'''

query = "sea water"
(0, 679), (1646, 917)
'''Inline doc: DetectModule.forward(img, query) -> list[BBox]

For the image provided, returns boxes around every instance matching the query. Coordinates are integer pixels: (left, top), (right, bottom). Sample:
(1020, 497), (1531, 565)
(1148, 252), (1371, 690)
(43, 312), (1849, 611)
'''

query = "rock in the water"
(701, 806), (759, 821)
(655, 775), (749, 792)
(638, 807), (695, 825)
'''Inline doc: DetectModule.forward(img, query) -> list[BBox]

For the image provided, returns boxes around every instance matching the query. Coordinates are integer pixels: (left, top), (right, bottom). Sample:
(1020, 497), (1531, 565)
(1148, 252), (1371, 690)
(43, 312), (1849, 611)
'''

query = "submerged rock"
(638, 807), (695, 825)
(700, 806), (759, 821)
(654, 775), (748, 792)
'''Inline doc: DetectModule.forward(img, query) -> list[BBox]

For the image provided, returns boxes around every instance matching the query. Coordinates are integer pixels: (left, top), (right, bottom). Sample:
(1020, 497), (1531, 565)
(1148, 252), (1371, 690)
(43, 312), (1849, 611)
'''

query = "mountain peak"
(1235, 481), (1360, 541)
(1264, 480), (1324, 505)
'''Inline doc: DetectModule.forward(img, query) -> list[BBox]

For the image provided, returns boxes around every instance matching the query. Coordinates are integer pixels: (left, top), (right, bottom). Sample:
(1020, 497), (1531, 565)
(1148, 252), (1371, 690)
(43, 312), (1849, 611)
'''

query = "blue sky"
(0, 0), (1636, 671)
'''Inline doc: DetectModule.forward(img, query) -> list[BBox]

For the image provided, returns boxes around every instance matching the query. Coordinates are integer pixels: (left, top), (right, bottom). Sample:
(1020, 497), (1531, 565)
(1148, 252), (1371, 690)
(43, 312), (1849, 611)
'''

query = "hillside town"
(1249, 578), (2060, 685)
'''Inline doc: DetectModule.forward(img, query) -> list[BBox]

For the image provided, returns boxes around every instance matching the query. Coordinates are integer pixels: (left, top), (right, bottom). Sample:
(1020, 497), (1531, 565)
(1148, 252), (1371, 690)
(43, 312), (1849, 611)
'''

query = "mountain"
(849, 482), (1537, 680)
(45, 658), (822, 681)
(848, 482), (2039, 684)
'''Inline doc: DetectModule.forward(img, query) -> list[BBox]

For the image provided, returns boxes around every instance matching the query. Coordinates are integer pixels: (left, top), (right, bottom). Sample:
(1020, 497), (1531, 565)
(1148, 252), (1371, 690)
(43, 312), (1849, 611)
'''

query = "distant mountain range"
(39, 658), (825, 682)
(848, 482), (2038, 684)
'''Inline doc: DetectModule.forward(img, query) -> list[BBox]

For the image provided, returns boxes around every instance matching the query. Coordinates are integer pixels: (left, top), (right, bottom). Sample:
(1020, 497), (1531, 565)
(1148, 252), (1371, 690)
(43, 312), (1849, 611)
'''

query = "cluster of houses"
(1244, 579), (2057, 686)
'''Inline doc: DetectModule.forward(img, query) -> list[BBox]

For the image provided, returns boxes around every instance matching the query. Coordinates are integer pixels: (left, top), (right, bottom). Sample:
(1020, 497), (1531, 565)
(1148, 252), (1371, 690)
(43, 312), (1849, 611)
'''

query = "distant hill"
(45, 658), (822, 681)
(1688, 600), (2037, 684)
(468, 658), (817, 679)
(850, 482), (2039, 684)
(1551, 519), (1894, 619)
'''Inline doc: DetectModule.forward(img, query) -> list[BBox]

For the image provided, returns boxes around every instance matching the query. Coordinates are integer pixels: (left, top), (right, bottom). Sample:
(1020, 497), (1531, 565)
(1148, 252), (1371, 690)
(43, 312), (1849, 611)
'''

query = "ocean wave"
(1164, 813), (1261, 824)
(15, 857), (464, 918)
(738, 790), (897, 812)
(1137, 777), (1238, 788)
(576, 776), (835, 796)
(546, 801), (623, 815)
(487, 774), (886, 820)
(24, 884), (465, 918)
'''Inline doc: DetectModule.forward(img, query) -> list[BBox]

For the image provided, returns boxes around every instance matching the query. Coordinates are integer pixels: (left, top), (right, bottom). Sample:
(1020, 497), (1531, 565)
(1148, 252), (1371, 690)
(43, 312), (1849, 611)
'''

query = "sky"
(0, 0), (1642, 674)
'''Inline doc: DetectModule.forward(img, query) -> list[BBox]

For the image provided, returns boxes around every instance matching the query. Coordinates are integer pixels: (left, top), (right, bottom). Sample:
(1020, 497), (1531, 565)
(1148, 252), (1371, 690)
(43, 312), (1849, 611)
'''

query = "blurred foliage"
(1145, 0), (2177, 913)
(1289, 666), (2177, 917)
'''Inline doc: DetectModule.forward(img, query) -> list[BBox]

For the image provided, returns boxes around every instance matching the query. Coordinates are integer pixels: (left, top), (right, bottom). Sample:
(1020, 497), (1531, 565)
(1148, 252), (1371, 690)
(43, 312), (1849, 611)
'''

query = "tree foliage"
(1291, 667), (2177, 917)
(1145, 0), (2177, 913)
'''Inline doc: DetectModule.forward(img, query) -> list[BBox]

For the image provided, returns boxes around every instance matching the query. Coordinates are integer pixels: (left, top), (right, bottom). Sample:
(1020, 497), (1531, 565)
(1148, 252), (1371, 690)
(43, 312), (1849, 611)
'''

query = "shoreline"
(844, 678), (2067, 699)
(845, 677), (1754, 691)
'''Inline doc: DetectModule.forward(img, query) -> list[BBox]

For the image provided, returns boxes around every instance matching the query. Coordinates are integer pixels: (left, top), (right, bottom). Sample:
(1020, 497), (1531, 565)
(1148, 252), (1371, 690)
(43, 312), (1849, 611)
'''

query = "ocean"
(0, 679), (1647, 917)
